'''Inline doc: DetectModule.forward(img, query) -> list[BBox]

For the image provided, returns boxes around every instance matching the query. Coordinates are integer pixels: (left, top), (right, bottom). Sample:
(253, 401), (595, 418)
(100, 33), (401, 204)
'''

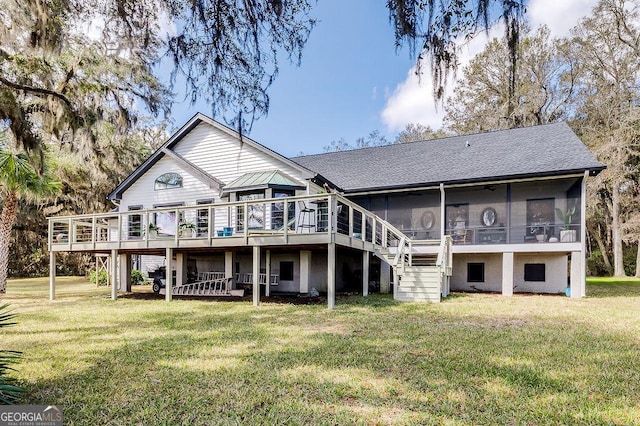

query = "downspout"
(440, 183), (445, 239)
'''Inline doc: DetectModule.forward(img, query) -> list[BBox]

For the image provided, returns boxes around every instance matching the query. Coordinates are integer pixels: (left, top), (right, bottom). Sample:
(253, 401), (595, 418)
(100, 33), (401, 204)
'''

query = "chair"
(296, 200), (316, 233)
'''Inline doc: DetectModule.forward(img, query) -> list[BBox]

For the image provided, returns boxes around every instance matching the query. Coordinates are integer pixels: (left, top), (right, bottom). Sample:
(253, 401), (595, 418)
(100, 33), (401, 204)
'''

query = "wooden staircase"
(374, 236), (452, 303)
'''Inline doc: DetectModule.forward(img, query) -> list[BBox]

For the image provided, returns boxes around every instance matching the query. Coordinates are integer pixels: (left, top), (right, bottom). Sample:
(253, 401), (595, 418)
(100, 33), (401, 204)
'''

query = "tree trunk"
(0, 192), (18, 294)
(611, 182), (626, 277)
(593, 230), (613, 274)
(636, 243), (640, 278)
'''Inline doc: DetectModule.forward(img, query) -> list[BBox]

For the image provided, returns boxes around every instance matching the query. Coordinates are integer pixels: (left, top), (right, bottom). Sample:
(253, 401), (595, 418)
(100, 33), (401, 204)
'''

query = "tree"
(443, 26), (577, 134)
(386, 0), (525, 104)
(0, 0), (315, 159)
(0, 135), (60, 294)
(323, 130), (390, 152)
(571, 0), (640, 277)
(395, 123), (449, 143)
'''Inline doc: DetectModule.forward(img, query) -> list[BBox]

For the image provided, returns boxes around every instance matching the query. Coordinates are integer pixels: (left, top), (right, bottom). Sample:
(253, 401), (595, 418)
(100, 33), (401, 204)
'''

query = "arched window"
(155, 172), (183, 190)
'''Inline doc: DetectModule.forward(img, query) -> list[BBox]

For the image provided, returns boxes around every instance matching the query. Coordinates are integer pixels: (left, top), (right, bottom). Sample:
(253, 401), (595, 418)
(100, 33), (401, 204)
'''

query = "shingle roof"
(292, 122), (605, 193)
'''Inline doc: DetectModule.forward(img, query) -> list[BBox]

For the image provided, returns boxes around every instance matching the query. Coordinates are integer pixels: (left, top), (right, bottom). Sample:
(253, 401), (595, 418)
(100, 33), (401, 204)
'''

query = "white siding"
(119, 122), (308, 210)
(172, 123), (306, 190)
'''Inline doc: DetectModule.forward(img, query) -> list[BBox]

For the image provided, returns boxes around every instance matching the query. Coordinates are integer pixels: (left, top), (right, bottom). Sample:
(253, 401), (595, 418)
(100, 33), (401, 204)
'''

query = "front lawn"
(2, 277), (640, 425)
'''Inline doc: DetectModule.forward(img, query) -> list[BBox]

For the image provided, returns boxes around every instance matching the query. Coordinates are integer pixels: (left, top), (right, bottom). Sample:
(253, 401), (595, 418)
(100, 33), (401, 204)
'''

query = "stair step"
(395, 294), (441, 302)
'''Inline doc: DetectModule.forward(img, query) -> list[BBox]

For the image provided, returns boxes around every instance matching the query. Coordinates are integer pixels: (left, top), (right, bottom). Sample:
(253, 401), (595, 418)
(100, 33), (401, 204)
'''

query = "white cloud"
(380, 0), (597, 132)
(528, 0), (598, 37)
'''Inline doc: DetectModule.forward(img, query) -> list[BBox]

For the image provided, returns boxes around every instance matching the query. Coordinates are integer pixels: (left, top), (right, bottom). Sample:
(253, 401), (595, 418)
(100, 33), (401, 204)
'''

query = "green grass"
(2, 277), (640, 425)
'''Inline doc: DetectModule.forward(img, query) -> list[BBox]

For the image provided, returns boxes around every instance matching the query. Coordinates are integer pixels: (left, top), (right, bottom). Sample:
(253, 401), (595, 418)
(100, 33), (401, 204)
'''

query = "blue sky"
(170, 0), (598, 157)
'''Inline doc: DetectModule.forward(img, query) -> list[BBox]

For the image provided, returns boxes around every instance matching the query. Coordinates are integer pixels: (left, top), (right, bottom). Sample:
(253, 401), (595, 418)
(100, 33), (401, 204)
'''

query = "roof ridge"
(293, 122), (568, 159)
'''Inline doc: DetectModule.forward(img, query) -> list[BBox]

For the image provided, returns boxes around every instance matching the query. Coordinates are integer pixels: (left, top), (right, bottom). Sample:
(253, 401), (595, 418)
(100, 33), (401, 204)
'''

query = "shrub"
(131, 269), (145, 285)
(88, 269), (109, 286)
(0, 305), (25, 404)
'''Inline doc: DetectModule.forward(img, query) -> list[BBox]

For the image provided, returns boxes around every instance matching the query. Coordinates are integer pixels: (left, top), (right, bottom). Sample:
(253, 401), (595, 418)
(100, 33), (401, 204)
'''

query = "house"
(47, 113), (605, 308)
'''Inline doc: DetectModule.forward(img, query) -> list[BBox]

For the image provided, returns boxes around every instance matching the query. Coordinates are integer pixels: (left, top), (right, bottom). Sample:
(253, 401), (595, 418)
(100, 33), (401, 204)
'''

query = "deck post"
(362, 251), (369, 297)
(252, 245), (260, 306)
(165, 247), (173, 302)
(225, 251), (234, 283)
(265, 250), (271, 297)
(380, 262), (391, 294)
(110, 249), (118, 300)
(300, 250), (311, 293)
(176, 252), (186, 286)
(502, 252), (514, 297)
(49, 251), (56, 301)
(119, 253), (132, 292)
(327, 242), (336, 309)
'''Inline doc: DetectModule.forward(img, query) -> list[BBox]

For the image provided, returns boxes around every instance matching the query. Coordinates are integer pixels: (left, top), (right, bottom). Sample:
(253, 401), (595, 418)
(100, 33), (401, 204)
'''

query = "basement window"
(467, 263), (485, 283)
(280, 261), (294, 281)
(524, 263), (546, 282)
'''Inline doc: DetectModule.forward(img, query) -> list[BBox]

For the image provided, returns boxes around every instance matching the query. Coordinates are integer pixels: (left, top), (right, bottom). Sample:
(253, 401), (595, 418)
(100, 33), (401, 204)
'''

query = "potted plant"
(556, 204), (577, 242)
(148, 223), (159, 238)
(179, 221), (196, 238)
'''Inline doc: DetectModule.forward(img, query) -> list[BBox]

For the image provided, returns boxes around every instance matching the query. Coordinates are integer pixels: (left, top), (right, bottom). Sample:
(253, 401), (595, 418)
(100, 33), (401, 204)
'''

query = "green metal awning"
(222, 170), (305, 193)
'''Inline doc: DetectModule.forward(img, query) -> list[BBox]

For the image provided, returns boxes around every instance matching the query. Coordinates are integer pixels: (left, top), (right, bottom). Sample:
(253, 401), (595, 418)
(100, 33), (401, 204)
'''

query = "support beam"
(580, 170), (588, 296)
(176, 252), (186, 287)
(119, 253), (132, 293)
(300, 250), (311, 294)
(111, 249), (118, 300)
(327, 243), (336, 309)
(502, 252), (514, 297)
(380, 262), (391, 294)
(49, 251), (56, 301)
(225, 251), (234, 280)
(253, 245), (260, 306)
(265, 250), (271, 297)
(362, 251), (370, 297)
(165, 247), (173, 302)
(570, 251), (583, 298)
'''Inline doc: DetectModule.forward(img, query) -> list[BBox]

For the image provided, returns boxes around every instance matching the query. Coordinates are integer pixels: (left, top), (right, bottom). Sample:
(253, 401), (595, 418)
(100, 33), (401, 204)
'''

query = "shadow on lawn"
(587, 282), (640, 298)
(20, 304), (639, 425)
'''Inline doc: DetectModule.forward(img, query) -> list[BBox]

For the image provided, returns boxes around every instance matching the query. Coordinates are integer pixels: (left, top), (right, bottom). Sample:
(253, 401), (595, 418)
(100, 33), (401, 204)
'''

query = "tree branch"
(0, 75), (75, 112)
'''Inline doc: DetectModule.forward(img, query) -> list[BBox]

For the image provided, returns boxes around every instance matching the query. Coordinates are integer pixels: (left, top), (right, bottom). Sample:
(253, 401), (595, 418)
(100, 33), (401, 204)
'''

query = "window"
(279, 261), (294, 281)
(154, 173), (183, 190)
(128, 206), (143, 239)
(196, 199), (214, 237)
(153, 203), (184, 236)
(524, 263), (546, 281)
(467, 263), (485, 282)
(237, 192), (265, 231)
(271, 190), (295, 230)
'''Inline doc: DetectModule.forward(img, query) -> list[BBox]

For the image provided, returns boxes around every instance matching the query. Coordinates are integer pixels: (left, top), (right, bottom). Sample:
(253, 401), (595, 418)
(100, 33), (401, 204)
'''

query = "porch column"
(265, 250), (271, 297)
(49, 251), (56, 301)
(380, 262), (391, 294)
(253, 245), (260, 306)
(502, 252), (514, 297)
(570, 251), (584, 298)
(176, 252), (186, 286)
(580, 170), (588, 296)
(362, 251), (370, 297)
(165, 247), (173, 302)
(327, 242), (336, 309)
(111, 249), (118, 300)
(300, 250), (311, 293)
(224, 251), (234, 280)
(119, 253), (132, 292)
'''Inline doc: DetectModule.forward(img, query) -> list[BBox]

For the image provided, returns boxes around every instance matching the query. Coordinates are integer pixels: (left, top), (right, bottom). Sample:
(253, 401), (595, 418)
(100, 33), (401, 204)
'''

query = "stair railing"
(436, 235), (453, 297)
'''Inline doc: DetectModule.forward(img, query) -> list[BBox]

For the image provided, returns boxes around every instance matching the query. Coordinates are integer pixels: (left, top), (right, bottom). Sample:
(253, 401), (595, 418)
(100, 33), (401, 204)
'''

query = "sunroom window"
(155, 173), (183, 190)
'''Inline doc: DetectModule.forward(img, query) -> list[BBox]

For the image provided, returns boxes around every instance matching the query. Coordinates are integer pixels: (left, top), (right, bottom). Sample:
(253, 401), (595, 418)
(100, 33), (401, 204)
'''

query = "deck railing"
(48, 193), (413, 254)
